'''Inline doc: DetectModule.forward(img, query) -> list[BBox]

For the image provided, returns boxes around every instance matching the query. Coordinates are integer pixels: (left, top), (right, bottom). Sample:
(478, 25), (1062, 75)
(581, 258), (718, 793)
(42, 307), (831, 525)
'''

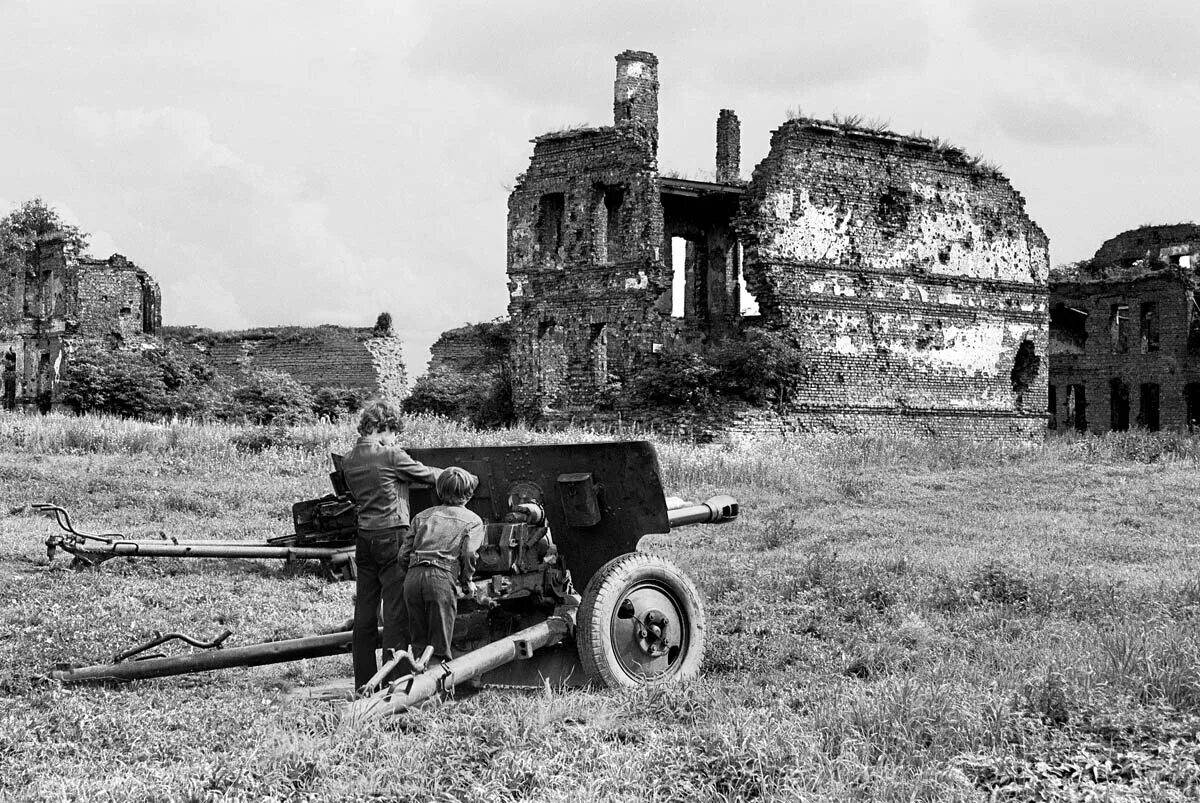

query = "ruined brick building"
(1, 232), (160, 410)
(1049, 224), (1200, 433)
(165, 323), (408, 403)
(505, 50), (1049, 439)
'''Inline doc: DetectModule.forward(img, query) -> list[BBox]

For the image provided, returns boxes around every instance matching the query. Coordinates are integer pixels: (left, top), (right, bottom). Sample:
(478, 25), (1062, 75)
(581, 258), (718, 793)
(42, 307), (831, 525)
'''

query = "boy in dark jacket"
(341, 399), (441, 689)
(400, 466), (484, 663)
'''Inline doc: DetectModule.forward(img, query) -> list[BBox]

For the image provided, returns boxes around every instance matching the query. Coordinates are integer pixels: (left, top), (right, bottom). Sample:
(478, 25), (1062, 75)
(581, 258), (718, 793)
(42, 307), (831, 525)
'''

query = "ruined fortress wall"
(194, 328), (407, 401)
(738, 121), (1050, 439)
(74, 262), (160, 340)
(507, 126), (667, 415)
(1051, 275), (1194, 432)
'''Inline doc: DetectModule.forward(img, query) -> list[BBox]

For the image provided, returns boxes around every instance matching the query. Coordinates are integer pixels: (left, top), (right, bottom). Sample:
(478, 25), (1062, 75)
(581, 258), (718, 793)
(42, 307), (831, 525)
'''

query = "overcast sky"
(2, 1), (1197, 376)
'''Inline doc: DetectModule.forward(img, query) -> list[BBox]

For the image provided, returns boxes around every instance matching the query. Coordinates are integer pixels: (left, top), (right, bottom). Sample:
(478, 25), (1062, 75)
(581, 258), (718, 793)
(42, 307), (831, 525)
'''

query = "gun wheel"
(577, 552), (705, 688)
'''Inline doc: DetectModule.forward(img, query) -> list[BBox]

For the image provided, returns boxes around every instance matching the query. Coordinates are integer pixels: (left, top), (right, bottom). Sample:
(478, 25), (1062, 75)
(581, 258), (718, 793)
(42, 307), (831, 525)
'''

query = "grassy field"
(3, 413), (1200, 801)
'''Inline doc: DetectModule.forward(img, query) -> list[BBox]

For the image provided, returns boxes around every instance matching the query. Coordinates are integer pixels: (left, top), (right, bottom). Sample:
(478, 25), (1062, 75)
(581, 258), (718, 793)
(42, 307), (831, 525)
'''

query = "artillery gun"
(49, 441), (738, 719)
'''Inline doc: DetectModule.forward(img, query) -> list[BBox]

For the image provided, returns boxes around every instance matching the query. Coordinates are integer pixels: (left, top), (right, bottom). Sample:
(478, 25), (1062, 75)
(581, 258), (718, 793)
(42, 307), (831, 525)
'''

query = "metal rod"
(667, 495), (739, 527)
(346, 614), (573, 722)
(52, 628), (377, 683)
(59, 542), (355, 562)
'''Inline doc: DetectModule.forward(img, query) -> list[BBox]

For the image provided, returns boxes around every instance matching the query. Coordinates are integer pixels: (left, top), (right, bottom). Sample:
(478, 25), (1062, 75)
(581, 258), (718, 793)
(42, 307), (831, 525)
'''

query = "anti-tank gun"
(49, 441), (738, 719)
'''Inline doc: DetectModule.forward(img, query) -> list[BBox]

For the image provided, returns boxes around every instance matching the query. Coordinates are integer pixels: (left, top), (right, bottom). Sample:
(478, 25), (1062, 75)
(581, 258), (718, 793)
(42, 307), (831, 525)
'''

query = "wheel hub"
(611, 583), (688, 679)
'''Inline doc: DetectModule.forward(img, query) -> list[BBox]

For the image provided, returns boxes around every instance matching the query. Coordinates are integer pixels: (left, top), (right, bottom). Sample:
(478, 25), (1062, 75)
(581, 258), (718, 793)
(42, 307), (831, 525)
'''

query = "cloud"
(407, 0), (931, 106)
(988, 93), (1150, 147)
(970, 0), (1200, 85)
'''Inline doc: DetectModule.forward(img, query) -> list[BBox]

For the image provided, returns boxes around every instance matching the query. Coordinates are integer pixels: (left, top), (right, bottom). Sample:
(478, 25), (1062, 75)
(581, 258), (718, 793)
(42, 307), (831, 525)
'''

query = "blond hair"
(357, 399), (405, 436)
(436, 466), (478, 505)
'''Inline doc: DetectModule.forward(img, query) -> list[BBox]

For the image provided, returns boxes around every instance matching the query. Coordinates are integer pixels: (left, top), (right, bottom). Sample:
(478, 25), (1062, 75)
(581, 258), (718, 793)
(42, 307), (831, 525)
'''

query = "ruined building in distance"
(1049, 224), (1200, 433)
(1, 232), (160, 410)
(505, 50), (1050, 440)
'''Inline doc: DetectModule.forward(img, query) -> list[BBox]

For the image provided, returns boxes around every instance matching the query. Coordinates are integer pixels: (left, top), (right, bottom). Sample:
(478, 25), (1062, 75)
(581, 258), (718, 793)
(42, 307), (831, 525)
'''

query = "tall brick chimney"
(715, 109), (740, 184)
(613, 50), (659, 143)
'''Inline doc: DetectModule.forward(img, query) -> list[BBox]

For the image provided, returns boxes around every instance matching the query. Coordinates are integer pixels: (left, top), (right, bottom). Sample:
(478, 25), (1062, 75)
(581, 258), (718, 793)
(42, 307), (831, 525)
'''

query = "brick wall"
(736, 119), (1049, 436)
(182, 326), (407, 402)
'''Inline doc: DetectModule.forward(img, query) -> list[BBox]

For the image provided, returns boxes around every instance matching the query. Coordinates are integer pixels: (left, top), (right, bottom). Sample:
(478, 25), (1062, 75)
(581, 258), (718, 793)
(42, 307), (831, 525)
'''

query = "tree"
(0, 198), (90, 261)
(373, 311), (393, 337)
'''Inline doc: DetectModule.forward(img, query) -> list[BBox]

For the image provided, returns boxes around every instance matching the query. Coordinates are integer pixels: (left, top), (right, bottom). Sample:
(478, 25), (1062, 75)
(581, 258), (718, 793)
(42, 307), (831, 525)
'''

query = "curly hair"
(435, 466), (478, 505)
(356, 398), (406, 436)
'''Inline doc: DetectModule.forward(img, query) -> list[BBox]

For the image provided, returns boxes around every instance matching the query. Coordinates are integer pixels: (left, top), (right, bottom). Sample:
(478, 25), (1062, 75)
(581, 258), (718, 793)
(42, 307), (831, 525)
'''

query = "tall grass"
(5, 412), (1200, 800)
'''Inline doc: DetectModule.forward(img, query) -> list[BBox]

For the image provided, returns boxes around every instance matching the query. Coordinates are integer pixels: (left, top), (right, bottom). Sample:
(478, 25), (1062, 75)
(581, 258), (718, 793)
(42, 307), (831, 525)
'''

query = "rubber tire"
(577, 552), (706, 688)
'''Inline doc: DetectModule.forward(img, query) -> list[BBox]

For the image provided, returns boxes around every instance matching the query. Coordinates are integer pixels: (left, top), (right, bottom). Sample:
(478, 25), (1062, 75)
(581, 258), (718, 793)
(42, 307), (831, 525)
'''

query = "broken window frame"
(536, 192), (566, 261)
(1110, 303), (1129, 353)
(1138, 383), (1160, 431)
(1109, 378), (1130, 432)
(1139, 301), (1159, 353)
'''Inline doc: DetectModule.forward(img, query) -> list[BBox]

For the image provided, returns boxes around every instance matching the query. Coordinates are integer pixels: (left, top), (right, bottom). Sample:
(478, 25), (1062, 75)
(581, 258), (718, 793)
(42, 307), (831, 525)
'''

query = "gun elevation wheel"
(577, 552), (705, 688)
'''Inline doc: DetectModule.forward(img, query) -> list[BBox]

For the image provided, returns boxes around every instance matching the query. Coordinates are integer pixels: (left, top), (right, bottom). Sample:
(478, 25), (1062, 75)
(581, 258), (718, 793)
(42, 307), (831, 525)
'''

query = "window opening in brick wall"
(588, 323), (607, 388)
(670, 237), (688, 318)
(1139, 383), (1160, 431)
(736, 242), (760, 316)
(1186, 382), (1200, 431)
(1110, 304), (1129, 353)
(119, 305), (131, 316)
(1066, 384), (1087, 432)
(1049, 303), (1088, 352)
(1140, 301), (1159, 352)
(1109, 378), (1130, 431)
(536, 193), (565, 258)
(1190, 293), (1200, 350)
(604, 188), (623, 262)
(1009, 340), (1041, 408)
(1047, 384), (1058, 429)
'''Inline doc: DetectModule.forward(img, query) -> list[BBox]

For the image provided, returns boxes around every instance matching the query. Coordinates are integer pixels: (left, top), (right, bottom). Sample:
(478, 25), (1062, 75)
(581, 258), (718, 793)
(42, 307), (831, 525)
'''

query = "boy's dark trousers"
(352, 525), (409, 688)
(403, 563), (458, 661)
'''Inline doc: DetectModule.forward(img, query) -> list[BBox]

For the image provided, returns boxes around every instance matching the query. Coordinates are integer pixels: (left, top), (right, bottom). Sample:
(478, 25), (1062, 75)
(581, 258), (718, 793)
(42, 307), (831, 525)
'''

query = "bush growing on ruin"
(311, 386), (369, 422)
(629, 331), (808, 410)
(60, 345), (168, 419)
(405, 368), (515, 428)
(228, 369), (315, 425)
(628, 346), (719, 409)
(710, 328), (809, 405)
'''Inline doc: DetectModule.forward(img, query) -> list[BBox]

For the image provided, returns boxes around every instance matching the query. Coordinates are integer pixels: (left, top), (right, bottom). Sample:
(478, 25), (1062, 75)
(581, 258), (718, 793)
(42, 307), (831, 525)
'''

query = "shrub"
(230, 369), (315, 425)
(60, 345), (168, 419)
(404, 368), (515, 428)
(710, 328), (810, 405)
(628, 346), (718, 409)
(311, 386), (369, 421)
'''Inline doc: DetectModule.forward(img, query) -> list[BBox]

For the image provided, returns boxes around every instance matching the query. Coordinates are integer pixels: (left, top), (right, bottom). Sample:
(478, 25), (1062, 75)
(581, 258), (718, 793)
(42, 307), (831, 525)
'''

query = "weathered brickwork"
(499, 51), (1050, 441)
(1049, 225), (1200, 433)
(427, 321), (510, 387)
(0, 234), (160, 410)
(169, 325), (408, 402)
(738, 120), (1049, 439)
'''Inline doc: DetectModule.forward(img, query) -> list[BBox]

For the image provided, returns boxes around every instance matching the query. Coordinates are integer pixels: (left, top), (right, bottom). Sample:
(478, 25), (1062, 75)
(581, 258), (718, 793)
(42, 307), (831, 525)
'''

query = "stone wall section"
(1049, 227), (1200, 433)
(0, 235), (160, 409)
(181, 327), (408, 402)
(736, 120), (1050, 438)
(507, 120), (668, 417)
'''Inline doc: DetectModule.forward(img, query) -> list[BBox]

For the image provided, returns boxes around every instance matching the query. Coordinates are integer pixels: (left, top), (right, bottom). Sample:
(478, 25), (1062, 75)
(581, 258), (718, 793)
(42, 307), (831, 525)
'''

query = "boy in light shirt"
(400, 466), (484, 663)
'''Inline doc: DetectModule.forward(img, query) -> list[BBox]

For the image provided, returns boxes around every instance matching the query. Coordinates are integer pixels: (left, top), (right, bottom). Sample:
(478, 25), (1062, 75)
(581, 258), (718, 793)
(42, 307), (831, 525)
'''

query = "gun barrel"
(667, 495), (739, 528)
(51, 628), (367, 683)
(346, 613), (573, 722)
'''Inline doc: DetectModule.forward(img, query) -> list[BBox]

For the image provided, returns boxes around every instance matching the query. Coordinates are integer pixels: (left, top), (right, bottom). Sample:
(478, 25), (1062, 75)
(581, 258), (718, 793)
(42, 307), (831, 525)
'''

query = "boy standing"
(340, 400), (442, 689)
(401, 467), (484, 663)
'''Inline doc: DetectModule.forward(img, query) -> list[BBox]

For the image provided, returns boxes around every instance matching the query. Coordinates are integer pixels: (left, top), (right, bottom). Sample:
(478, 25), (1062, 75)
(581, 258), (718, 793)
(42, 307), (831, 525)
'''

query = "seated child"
(400, 466), (484, 663)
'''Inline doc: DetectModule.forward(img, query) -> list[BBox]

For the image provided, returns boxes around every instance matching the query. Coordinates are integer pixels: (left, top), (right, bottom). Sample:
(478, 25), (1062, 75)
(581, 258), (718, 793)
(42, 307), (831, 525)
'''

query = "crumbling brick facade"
(1, 233), (160, 410)
(503, 50), (1049, 440)
(168, 325), (408, 403)
(737, 121), (1049, 439)
(1049, 225), (1200, 432)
